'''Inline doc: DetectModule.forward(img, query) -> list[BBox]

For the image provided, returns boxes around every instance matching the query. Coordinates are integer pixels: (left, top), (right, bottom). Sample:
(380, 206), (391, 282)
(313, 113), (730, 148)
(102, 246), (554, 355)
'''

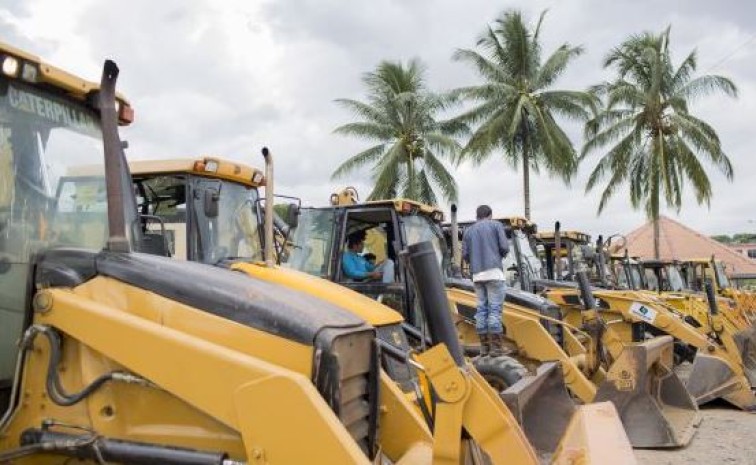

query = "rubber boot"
(489, 332), (505, 357)
(478, 333), (490, 357)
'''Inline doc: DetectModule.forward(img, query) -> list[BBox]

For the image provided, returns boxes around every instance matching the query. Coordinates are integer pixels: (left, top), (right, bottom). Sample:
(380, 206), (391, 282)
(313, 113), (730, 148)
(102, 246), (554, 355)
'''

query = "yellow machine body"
(609, 255), (756, 392)
(549, 287), (756, 409)
(119, 164), (642, 463)
(0, 44), (441, 465)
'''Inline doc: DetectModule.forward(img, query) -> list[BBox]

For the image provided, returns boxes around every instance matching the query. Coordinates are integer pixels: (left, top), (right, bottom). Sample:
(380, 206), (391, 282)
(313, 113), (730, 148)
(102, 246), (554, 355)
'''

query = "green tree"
(711, 234), (733, 244)
(451, 9), (595, 219)
(584, 28), (737, 258)
(733, 233), (756, 244)
(331, 59), (465, 205)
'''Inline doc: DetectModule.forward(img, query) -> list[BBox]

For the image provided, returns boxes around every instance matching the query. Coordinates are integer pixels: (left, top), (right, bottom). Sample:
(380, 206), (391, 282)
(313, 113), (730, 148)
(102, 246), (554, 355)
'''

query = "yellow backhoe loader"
(106, 160), (638, 461)
(0, 42), (634, 465)
(535, 228), (756, 411)
(681, 258), (756, 323)
(635, 259), (751, 332)
(607, 250), (752, 332)
(599, 244), (756, 394)
(269, 189), (674, 449)
(446, 217), (701, 448)
(0, 42), (463, 465)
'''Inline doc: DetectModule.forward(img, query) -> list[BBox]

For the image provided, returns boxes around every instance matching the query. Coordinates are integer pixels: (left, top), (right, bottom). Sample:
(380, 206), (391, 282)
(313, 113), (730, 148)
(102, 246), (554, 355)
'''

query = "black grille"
(314, 330), (378, 458)
(376, 324), (415, 392)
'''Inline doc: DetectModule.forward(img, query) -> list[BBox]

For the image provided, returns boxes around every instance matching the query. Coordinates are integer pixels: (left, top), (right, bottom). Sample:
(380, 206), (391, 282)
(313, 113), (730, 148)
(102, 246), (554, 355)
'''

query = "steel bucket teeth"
(501, 361), (576, 453)
(594, 336), (701, 448)
(686, 352), (756, 410)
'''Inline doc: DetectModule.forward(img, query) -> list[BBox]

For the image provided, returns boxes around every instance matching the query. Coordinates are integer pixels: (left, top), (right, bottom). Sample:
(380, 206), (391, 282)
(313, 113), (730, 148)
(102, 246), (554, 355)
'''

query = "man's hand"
(369, 271), (382, 280)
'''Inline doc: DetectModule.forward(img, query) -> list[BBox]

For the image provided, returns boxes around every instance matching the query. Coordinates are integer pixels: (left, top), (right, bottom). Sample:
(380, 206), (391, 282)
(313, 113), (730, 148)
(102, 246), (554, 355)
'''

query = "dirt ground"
(635, 403), (756, 465)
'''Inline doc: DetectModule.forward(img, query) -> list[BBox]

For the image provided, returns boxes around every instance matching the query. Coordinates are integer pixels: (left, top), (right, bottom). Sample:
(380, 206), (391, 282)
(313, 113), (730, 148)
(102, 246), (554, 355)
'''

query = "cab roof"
(324, 197), (445, 221)
(498, 216), (534, 229)
(129, 157), (265, 188)
(536, 230), (592, 244)
(0, 40), (133, 125)
(640, 259), (678, 267)
(682, 258), (718, 266)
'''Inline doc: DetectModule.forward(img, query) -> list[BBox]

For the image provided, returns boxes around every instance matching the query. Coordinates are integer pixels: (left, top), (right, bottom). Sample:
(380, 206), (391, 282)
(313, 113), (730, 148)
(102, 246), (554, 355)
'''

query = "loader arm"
(553, 288), (756, 410)
(11, 288), (370, 464)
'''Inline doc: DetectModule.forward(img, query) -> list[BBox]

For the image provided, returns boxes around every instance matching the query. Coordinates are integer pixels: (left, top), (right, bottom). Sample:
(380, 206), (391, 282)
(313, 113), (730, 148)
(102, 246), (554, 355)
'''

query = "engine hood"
(232, 262), (404, 327)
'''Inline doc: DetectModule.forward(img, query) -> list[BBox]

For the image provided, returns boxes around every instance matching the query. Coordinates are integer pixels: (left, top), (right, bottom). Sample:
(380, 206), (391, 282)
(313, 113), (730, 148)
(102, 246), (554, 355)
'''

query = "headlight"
(1, 56), (19, 77)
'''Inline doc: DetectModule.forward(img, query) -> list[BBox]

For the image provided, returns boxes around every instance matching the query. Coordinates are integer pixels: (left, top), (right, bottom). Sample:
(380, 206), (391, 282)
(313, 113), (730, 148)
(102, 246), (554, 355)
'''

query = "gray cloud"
(5, 0), (754, 238)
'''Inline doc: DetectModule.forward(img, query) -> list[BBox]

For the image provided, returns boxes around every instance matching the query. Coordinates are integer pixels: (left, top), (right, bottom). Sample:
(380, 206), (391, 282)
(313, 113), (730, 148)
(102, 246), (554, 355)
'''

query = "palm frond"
(586, 26), (736, 221)
(422, 150), (459, 202)
(534, 45), (584, 90)
(333, 122), (394, 141)
(368, 143), (404, 200)
(673, 74), (738, 101)
(331, 144), (387, 180)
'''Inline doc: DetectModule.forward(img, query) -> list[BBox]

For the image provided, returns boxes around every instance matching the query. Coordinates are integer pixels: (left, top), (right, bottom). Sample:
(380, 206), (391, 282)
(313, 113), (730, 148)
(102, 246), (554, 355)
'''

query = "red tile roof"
(619, 215), (756, 274)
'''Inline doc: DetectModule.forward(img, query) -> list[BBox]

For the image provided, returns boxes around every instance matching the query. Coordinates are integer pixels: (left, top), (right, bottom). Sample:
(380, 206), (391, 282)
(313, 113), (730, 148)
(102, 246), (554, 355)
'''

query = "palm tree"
(584, 28), (737, 258)
(331, 59), (466, 205)
(452, 10), (595, 219)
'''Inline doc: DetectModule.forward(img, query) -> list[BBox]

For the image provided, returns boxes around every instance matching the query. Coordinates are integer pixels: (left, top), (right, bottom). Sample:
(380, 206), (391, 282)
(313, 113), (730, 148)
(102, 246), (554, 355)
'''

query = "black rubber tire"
(472, 355), (528, 392)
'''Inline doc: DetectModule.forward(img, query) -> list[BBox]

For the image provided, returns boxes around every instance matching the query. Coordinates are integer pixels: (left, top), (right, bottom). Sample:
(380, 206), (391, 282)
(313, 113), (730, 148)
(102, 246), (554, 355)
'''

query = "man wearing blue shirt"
(342, 230), (394, 282)
(462, 205), (509, 357)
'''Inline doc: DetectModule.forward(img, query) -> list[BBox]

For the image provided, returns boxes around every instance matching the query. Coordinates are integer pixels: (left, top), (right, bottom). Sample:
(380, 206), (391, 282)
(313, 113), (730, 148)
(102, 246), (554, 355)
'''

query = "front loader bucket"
(501, 362), (576, 453)
(594, 335), (701, 448)
(552, 402), (637, 465)
(733, 325), (756, 387)
(687, 351), (756, 410)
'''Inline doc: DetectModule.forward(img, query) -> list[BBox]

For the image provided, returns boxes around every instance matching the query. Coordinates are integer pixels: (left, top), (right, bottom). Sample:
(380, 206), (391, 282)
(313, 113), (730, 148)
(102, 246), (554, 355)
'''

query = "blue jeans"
(473, 280), (505, 334)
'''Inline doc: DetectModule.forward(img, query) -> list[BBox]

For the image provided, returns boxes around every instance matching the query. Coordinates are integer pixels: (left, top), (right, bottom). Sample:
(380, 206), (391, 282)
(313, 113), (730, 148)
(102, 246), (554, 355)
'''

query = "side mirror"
(285, 202), (299, 229)
(204, 188), (219, 218)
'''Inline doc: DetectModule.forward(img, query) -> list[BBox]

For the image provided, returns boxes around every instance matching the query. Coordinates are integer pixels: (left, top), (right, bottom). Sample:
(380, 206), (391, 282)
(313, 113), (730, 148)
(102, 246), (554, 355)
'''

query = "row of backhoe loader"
(444, 214), (756, 441)
(0, 41), (642, 464)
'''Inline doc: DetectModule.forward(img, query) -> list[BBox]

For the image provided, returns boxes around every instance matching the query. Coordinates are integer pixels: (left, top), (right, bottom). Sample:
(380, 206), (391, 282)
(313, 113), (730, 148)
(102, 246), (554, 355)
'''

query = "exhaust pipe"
(705, 279), (719, 316)
(405, 241), (464, 367)
(100, 60), (141, 253)
(596, 235), (609, 287)
(554, 221), (562, 280)
(261, 147), (274, 267)
(450, 204), (462, 278)
(576, 271), (597, 311)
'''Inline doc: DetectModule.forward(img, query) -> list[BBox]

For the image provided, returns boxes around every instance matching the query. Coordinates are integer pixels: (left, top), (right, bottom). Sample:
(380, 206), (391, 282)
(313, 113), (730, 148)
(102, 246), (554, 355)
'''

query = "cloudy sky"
(2, 0), (754, 237)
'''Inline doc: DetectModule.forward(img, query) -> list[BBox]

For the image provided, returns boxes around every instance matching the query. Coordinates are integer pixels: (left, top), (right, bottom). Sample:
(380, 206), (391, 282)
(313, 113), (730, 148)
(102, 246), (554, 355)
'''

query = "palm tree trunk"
(652, 177), (660, 259)
(652, 137), (661, 259)
(522, 130), (531, 220)
(653, 215), (660, 259)
(407, 156), (416, 200)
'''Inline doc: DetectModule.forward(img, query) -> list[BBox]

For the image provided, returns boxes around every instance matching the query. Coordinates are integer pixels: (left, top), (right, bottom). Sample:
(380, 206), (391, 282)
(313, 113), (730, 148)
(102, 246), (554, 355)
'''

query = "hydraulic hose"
(21, 429), (243, 465)
(22, 325), (145, 407)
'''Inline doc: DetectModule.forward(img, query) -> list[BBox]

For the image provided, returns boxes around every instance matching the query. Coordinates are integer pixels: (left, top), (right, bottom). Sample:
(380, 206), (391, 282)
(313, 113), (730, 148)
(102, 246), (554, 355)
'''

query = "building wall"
(729, 243), (756, 260)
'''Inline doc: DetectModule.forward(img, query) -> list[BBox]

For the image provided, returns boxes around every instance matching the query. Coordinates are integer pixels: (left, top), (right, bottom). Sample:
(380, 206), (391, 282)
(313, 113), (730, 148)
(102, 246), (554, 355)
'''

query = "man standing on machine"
(462, 205), (509, 356)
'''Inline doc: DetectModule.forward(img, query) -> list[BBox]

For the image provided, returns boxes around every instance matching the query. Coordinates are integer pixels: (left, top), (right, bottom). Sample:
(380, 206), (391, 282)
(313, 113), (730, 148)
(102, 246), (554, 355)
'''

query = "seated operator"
(342, 230), (394, 283)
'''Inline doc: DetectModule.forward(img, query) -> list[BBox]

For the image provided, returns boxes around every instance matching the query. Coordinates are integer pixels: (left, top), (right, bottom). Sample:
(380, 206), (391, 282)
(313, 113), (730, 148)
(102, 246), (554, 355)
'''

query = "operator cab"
(284, 199), (447, 331)
(0, 44), (133, 414)
(444, 216), (543, 292)
(639, 259), (687, 292)
(128, 158), (266, 264)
